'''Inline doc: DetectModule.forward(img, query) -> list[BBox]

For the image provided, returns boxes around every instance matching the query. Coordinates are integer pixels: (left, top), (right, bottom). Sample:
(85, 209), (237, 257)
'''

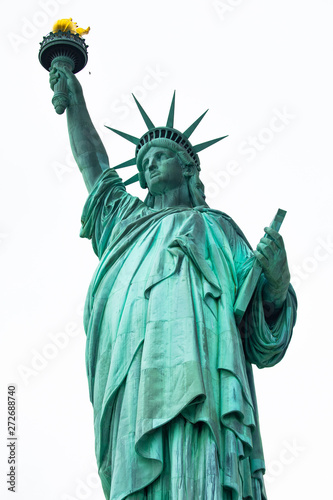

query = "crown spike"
(193, 135), (228, 153)
(166, 91), (176, 128)
(183, 110), (209, 139)
(132, 94), (155, 130)
(113, 158), (137, 169)
(124, 173), (139, 186)
(105, 126), (140, 145)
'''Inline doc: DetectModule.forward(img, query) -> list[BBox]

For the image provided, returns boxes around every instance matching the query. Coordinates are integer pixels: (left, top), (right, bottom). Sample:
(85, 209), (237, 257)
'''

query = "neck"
(152, 183), (192, 210)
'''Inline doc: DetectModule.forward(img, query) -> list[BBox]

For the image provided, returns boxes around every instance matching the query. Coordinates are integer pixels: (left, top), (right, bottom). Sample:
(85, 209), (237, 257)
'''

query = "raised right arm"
(50, 66), (110, 192)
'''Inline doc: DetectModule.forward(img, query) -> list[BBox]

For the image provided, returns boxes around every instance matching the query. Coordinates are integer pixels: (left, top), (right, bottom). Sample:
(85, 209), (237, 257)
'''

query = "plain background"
(1, 1), (332, 498)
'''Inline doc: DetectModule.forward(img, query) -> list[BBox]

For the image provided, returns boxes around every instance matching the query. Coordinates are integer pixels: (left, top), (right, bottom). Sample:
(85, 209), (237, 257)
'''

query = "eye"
(158, 152), (170, 162)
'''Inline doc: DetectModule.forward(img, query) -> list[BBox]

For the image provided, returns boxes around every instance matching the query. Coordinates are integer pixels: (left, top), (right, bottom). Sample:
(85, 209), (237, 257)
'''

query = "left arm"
(254, 226), (291, 323)
(228, 221), (297, 368)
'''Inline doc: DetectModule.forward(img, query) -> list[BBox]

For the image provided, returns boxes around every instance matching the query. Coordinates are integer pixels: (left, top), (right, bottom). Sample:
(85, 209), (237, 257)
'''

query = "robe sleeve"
(240, 279), (297, 368)
(222, 215), (297, 369)
(80, 169), (145, 258)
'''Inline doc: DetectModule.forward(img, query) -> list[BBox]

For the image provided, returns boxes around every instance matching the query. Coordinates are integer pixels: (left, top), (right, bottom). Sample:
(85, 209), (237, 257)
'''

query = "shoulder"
(198, 207), (253, 251)
(81, 168), (147, 233)
(85, 168), (146, 213)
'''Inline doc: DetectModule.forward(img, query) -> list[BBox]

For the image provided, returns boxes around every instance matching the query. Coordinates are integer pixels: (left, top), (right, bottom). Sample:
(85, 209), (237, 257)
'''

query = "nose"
(148, 159), (158, 171)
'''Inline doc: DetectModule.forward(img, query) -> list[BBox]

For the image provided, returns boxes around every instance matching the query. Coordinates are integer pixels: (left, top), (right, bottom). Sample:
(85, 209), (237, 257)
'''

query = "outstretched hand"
(49, 66), (84, 106)
(254, 226), (290, 307)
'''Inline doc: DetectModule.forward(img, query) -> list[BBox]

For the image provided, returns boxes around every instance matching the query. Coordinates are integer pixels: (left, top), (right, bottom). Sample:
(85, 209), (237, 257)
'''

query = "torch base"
(38, 30), (88, 73)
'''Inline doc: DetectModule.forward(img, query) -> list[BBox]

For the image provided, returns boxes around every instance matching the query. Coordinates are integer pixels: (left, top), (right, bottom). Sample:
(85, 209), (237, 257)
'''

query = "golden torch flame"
(52, 18), (90, 37)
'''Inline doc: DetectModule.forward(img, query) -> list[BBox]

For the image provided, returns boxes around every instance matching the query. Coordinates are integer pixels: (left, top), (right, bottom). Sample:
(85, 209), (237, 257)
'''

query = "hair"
(143, 147), (209, 209)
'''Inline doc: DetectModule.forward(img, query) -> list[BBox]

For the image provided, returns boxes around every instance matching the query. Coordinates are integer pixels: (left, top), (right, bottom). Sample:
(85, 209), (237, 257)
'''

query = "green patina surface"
(47, 64), (297, 499)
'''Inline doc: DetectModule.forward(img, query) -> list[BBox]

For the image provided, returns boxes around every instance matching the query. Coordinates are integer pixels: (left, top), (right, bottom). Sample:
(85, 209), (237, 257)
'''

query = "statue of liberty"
(49, 65), (297, 500)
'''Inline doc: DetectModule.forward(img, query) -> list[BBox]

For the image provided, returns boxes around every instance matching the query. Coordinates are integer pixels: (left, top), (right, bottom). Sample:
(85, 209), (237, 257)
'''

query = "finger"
(256, 242), (274, 261)
(258, 236), (279, 254)
(254, 250), (268, 269)
(49, 74), (60, 90)
(53, 67), (65, 78)
(49, 73), (59, 83)
(264, 227), (284, 249)
(49, 68), (60, 79)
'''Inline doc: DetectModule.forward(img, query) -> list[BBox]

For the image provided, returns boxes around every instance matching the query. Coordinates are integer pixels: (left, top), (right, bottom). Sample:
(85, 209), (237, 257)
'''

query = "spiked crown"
(105, 92), (227, 188)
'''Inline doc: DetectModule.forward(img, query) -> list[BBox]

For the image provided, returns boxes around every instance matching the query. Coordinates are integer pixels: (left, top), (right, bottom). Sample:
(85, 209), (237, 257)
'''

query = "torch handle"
(51, 57), (75, 115)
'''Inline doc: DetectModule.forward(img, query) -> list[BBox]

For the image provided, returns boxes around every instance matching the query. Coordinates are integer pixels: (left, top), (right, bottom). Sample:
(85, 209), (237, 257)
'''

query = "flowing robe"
(80, 169), (297, 500)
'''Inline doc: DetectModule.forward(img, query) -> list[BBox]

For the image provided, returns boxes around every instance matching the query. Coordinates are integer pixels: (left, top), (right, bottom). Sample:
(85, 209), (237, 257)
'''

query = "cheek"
(171, 167), (185, 185)
(167, 161), (184, 181)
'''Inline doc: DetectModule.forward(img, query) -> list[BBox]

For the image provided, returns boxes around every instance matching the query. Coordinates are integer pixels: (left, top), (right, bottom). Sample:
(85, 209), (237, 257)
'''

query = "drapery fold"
(80, 169), (296, 499)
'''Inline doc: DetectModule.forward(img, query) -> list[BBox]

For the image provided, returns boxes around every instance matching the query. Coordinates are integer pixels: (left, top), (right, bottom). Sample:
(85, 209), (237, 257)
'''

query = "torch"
(38, 18), (89, 114)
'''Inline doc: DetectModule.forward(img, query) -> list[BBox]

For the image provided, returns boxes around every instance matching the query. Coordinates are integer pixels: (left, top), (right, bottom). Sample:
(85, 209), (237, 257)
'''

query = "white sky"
(1, 0), (332, 499)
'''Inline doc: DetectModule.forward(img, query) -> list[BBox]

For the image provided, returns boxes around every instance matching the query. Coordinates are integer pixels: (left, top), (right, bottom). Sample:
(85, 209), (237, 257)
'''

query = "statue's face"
(142, 146), (185, 195)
